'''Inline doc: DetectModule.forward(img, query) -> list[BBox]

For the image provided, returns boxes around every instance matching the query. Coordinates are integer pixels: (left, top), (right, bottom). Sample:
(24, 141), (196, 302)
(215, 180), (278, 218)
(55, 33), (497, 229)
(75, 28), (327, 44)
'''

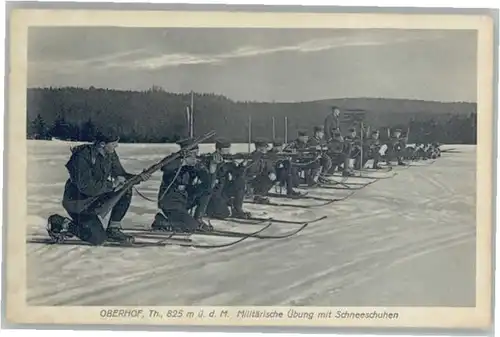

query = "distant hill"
(26, 87), (476, 143)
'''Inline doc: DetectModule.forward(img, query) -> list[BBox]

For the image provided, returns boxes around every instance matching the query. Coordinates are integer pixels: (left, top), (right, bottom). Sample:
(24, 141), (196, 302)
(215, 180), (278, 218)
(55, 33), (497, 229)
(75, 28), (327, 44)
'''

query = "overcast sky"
(28, 27), (477, 103)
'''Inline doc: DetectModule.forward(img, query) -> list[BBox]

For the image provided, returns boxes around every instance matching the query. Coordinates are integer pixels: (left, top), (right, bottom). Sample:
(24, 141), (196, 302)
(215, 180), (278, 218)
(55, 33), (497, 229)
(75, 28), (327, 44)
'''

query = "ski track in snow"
(26, 142), (476, 307)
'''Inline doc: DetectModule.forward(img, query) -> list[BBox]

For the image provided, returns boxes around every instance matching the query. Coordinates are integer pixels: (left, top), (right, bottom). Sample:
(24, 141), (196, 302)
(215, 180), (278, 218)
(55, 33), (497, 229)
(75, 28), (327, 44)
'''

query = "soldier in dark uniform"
(363, 130), (383, 169)
(151, 138), (213, 232)
(423, 142), (440, 159)
(387, 129), (406, 166)
(269, 139), (302, 198)
(283, 130), (309, 151)
(430, 142), (442, 158)
(326, 131), (354, 176)
(307, 125), (332, 184)
(270, 139), (286, 153)
(205, 139), (252, 219)
(307, 126), (326, 147)
(344, 127), (363, 169)
(283, 130), (321, 187)
(246, 138), (277, 204)
(412, 142), (425, 160)
(47, 130), (152, 245)
(324, 106), (341, 141)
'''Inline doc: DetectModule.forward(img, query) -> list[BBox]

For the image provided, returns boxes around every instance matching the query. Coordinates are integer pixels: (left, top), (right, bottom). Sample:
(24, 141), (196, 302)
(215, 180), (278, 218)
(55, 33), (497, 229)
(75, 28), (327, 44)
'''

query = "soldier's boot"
(47, 214), (75, 243)
(196, 218), (214, 232)
(106, 221), (135, 244)
(253, 195), (271, 204)
(151, 212), (174, 231)
(231, 208), (252, 219)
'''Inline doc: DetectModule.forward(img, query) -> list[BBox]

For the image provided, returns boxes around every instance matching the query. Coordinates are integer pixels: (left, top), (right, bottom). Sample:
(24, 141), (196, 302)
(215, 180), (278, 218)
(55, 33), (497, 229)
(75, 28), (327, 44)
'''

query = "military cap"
(371, 129), (380, 134)
(348, 127), (356, 132)
(393, 129), (402, 133)
(298, 130), (308, 137)
(333, 131), (343, 138)
(215, 138), (231, 149)
(253, 138), (269, 148)
(176, 138), (199, 150)
(272, 138), (284, 146)
(95, 128), (120, 143)
(313, 125), (324, 133)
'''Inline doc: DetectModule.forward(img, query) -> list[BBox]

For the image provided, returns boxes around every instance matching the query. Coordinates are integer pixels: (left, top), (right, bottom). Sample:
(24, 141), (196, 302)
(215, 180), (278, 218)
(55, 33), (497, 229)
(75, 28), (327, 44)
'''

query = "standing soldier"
(48, 130), (152, 245)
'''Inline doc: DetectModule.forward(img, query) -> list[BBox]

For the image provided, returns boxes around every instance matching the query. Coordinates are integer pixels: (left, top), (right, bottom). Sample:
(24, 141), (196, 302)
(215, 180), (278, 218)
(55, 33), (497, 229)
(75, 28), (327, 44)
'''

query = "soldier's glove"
(112, 176), (127, 190)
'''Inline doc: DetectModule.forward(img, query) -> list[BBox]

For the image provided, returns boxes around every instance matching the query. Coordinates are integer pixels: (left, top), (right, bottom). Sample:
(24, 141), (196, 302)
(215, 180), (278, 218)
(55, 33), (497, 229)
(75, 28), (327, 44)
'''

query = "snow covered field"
(26, 141), (476, 307)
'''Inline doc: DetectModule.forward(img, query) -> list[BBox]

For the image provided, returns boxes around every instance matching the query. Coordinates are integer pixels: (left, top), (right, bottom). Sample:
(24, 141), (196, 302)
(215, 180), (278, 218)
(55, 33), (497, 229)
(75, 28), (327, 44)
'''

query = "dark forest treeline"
(27, 86), (477, 144)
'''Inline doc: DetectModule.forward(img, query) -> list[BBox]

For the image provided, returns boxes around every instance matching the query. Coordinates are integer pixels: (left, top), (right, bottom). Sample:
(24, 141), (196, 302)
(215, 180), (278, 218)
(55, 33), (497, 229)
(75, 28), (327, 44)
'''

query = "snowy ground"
(26, 141), (476, 307)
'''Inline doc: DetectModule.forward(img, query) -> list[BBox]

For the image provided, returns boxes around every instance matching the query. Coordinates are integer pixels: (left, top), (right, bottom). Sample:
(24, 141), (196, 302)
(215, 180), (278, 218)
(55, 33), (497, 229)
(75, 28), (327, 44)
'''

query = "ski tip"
(263, 221), (274, 229)
(301, 215), (327, 224)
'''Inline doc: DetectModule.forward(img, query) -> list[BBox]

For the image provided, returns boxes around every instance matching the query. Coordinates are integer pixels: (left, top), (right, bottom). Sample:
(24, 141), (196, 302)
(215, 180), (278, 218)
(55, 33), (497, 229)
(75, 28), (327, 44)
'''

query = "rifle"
(198, 152), (251, 162)
(82, 130), (216, 227)
(199, 150), (319, 162)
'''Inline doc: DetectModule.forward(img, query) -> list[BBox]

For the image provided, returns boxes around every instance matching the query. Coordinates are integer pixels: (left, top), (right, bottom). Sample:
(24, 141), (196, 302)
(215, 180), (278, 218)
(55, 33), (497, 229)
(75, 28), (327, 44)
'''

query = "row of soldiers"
(47, 125), (441, 245)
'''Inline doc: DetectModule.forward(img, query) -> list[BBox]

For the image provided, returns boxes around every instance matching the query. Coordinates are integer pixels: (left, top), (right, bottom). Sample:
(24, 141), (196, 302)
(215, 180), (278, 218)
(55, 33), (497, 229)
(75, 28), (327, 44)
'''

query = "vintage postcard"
(3, 3), (497, 332)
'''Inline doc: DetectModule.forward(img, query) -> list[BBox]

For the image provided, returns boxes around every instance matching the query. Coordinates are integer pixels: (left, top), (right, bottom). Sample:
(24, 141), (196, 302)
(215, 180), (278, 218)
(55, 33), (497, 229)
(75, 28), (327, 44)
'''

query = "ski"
(124, 219), (272, 237)
(355, 172), (398, 179)
(26, 236), (193, 247)
(316, 184), (367, 190)
(228, 215), (328, 225)
(360, 166), (393, 173)
(407, 160), (436, 167)
(209, 222), (309, 239)
(322, 175), (379, 183)
(30, 222), (274, 249)
(322, 165), (392, 177)
(128, 222), (309, 240)
(266, 192), (343, 202)
(266, 192), (308, 199)
(327, 170), (396, 180)
(127, 233), (195, 242)
(321, 171), (377, 181)
(244, 196), (345, 209)
(314, 178), (372, 189)
(142, 221), (274, 249)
